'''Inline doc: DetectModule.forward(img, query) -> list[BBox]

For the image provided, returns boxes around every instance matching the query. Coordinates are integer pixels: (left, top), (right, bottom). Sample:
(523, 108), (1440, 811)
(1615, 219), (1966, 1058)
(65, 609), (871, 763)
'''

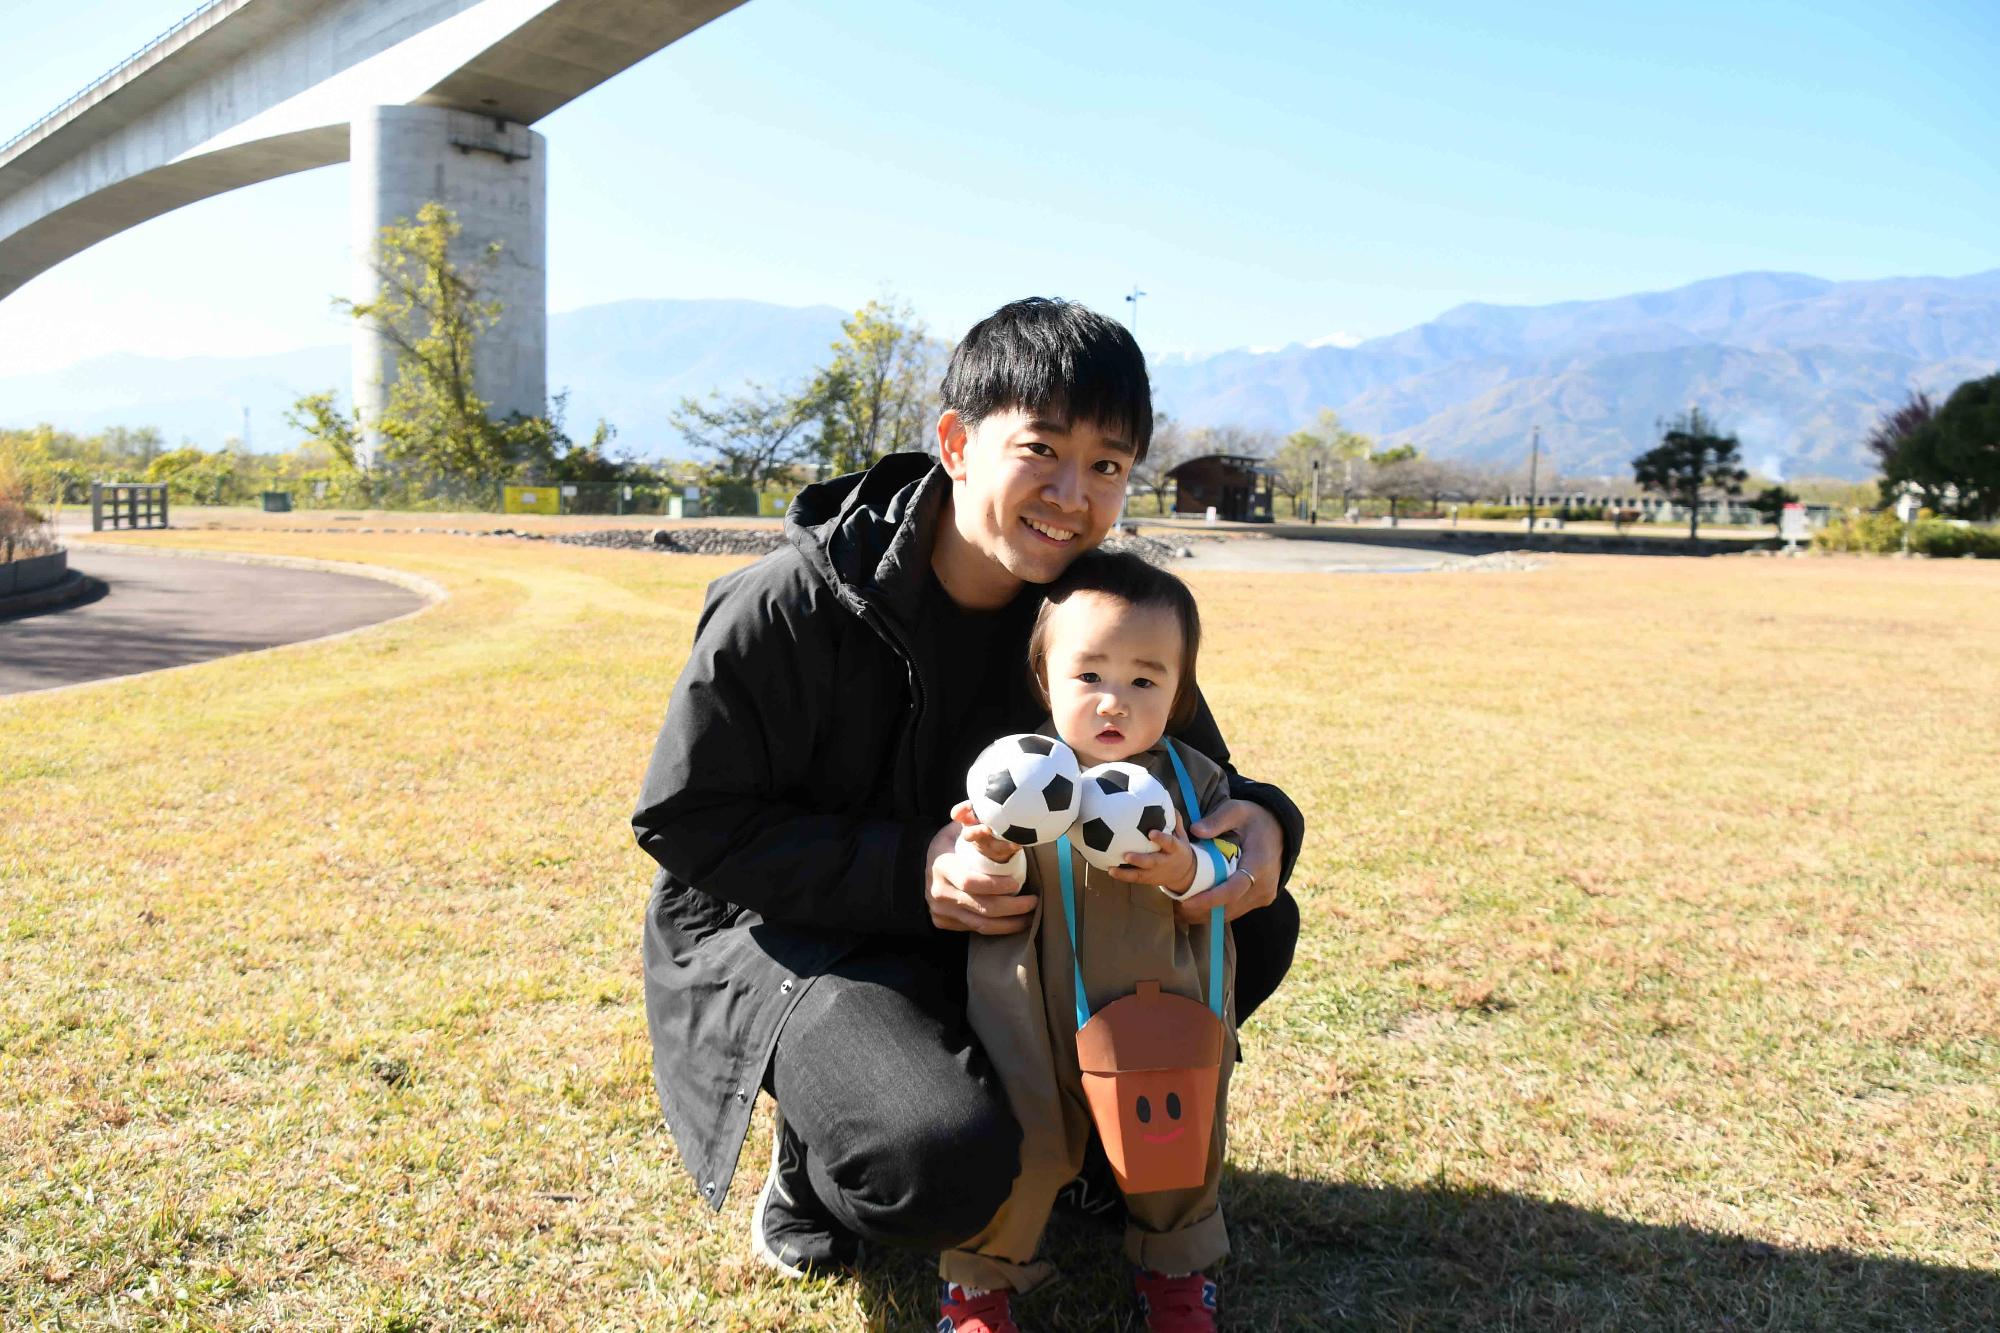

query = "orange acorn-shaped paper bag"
(1075, 980), (1226, 1194)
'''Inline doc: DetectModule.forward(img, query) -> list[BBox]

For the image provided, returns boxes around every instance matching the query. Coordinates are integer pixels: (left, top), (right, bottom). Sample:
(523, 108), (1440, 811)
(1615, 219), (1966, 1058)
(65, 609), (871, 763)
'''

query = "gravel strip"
(168, 522), (1201, 563)
(1440, 550), (1546, 573)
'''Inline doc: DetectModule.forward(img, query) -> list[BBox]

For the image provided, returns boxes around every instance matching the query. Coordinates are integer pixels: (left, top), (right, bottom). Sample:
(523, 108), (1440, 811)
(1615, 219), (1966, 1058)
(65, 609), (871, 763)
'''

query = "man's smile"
(1022, 517), (1077, 544)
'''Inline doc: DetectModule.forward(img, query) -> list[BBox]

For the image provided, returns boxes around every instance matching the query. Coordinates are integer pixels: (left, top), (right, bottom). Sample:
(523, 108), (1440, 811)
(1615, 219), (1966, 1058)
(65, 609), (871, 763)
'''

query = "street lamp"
(1124, 286), (1147, 338)
(1525, 426), (1545, 537)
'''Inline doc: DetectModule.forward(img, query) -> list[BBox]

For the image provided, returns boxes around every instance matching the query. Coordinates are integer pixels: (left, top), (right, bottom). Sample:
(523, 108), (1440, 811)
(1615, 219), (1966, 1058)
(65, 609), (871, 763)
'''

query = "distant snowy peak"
(6, 273), (1998, 480)
(1147, 268), (2000, 479)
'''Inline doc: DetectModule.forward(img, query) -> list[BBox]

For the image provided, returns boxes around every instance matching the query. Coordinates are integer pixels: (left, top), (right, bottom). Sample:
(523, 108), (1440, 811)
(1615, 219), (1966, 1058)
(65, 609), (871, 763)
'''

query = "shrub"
(706, 481), (758, 517)
(1812, 510), (1905, 554)
(0, 492), (56, 563)
(1908, 520), (2000, 559)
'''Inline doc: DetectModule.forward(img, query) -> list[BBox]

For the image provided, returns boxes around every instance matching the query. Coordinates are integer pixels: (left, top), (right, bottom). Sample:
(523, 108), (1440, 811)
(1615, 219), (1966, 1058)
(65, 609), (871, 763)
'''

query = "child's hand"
(1108, 811), (1198, 898)
(951, 800), (1024, 866)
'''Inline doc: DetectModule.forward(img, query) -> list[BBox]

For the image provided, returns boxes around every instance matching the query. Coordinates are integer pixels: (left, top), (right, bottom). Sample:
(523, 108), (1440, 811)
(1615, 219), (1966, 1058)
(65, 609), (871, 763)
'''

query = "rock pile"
(543, 528), (788, 555)
(229, 522), (1196, 563)
(1442, 551), (1546, 573)
(1103, 533), (1192, 564)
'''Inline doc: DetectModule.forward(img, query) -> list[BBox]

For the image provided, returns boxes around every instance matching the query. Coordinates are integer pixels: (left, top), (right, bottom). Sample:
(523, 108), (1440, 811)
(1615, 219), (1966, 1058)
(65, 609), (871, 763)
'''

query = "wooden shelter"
(1167, 454), (1275, 522)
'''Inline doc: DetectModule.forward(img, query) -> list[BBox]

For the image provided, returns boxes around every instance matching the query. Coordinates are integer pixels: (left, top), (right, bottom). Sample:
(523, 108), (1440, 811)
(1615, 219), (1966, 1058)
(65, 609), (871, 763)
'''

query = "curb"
(5, 543), (449, 702)
(63, 540), (449, 604)
(0, 570), (107, 621)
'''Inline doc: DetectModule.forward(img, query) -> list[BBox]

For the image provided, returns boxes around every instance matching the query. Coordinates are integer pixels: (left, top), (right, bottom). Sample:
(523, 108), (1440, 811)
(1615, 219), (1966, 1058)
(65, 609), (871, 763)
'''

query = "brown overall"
(940, 737), (1237, 1293)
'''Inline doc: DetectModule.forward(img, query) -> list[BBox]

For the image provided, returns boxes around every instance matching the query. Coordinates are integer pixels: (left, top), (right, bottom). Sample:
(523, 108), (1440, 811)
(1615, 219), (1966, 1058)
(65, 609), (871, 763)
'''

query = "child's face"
(1043, 592), (1183, 768)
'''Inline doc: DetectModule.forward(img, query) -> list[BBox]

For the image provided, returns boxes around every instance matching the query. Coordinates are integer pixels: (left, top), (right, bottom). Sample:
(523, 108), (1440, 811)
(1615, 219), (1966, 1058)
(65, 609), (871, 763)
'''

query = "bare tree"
(1191, 424), (1279, 458)
(671, 381), (818, 493)
(1130, 413), (1196, 515)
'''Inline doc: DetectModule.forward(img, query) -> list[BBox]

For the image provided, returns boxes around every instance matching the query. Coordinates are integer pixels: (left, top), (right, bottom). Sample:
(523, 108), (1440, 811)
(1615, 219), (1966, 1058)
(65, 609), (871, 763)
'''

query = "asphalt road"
(1169, 535), (1476, 573)
(0, 549), (427, 696)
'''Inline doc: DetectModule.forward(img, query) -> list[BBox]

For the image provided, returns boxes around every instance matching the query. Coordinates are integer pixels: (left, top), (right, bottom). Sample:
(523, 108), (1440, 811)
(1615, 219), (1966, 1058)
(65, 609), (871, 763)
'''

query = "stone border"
(0, 568), (107, 620)
(0, 548), (69, 597)
(9, 542), (448, 701)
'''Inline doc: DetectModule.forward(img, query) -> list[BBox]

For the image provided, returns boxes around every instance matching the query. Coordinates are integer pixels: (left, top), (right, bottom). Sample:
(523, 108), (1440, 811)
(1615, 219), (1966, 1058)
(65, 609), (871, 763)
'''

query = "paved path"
(1170, 536), (1475, 573)
(0, 549), (426, 696)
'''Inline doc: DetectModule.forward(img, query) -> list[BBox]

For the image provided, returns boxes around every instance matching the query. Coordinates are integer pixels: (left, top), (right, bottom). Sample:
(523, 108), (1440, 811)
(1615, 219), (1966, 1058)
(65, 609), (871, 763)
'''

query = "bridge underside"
(0, 127), (345, 301)
(0, 0), (744, 459)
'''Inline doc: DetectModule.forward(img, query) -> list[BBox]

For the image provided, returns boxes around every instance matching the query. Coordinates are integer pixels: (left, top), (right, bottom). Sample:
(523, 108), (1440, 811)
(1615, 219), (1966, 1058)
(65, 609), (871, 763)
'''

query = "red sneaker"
(1134, 1269), (1218, 1332)
(938, 1281), (1022, 1333)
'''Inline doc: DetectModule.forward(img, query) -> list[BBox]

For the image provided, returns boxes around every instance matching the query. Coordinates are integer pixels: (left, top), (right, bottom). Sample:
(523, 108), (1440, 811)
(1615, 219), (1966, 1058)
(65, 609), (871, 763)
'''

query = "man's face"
(937, 407), (1134, 591)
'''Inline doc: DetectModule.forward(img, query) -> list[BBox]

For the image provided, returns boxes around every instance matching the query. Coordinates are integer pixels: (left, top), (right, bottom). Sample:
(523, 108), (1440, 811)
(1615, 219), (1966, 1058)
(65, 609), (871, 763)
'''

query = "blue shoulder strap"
(1057, 740), (1229, 1029)
(1164, 740), (1229, 1022)
(1055, 835), (1091, 1032)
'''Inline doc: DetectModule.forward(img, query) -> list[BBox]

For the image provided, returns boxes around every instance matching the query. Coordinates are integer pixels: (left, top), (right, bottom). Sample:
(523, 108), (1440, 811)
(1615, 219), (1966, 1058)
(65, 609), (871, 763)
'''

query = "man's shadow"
(853, 1168), (2000, 1330)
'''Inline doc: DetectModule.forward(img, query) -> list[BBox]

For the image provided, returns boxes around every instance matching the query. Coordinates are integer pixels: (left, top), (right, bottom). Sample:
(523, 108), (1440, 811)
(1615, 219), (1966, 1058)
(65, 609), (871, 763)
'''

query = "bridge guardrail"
(1, 1), (232, 161)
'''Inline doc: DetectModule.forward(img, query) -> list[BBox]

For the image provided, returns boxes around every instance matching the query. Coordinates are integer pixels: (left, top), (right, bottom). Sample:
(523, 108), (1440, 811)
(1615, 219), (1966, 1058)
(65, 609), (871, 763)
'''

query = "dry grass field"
(3, 532), (1997, 1330)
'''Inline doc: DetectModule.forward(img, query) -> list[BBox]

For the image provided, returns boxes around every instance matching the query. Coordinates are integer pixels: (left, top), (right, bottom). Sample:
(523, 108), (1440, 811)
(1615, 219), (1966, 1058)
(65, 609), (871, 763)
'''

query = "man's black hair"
(941, 297), (1154, 459)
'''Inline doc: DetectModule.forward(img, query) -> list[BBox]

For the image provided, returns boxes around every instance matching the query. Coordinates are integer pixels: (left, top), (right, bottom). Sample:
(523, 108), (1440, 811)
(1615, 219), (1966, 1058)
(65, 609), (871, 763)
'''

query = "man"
(633, 298), (1302, 1317)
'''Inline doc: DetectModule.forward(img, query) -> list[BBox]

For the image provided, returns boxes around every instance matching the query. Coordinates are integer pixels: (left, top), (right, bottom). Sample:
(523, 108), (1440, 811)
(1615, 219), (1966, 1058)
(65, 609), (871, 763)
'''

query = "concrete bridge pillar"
(349, 105), (546, 467)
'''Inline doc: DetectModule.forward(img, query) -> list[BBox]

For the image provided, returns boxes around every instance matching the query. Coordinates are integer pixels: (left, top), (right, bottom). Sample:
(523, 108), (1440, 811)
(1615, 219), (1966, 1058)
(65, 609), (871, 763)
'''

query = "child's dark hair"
(1028, 550), (1201, 730)
(941, 298), (1154, 459)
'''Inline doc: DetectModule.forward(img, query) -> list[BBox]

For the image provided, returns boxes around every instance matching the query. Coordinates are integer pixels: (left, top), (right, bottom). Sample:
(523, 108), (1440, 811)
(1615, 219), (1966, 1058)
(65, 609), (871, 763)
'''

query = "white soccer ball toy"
(967, 734), (1083, 847)
(1074, 761), (1176, 872)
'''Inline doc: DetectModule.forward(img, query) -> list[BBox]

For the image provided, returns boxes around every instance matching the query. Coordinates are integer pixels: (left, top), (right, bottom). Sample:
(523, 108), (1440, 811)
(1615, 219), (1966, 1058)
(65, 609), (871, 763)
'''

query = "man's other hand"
(1177, 799), (1283, 925)
(925, 802), (1038, 934)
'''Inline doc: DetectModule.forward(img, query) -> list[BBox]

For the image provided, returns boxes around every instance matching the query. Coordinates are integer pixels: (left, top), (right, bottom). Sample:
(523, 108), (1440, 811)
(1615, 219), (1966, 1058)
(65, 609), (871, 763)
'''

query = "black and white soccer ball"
(967, 734), (1083, 846)
(1074, 761), (1175, 872)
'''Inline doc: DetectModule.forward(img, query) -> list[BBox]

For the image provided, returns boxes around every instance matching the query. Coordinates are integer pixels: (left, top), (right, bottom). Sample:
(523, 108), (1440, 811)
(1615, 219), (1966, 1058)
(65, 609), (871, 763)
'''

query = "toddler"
(940, 550), (1236, 1333)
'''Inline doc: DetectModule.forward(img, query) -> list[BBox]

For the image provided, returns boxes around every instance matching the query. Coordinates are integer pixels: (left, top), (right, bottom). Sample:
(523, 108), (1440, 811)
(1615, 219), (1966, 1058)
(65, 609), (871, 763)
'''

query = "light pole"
(1310, 458), (1320, 524)
(1525, 425), (1543, 537)
(1124, 286), (1147, 339)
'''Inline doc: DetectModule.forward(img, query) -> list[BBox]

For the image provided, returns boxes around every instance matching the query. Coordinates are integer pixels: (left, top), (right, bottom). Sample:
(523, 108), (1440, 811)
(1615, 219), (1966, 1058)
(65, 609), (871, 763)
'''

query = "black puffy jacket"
(634, 453), (1303, 1209)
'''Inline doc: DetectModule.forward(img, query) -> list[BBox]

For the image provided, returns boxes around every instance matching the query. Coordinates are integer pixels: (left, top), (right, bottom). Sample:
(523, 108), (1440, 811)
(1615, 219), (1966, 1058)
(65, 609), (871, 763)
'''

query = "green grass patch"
(3, 533), (1998, 1329)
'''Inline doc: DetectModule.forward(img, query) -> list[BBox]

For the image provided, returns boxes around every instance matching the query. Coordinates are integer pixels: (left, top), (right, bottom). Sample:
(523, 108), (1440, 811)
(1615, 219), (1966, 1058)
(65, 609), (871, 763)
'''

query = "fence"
(91, 482), (170, 531)
(255, 478), (796, 519)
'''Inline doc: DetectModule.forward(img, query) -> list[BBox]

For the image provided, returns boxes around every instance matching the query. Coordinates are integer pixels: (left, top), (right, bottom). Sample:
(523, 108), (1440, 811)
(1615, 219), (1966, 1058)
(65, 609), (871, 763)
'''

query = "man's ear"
(937, 410), (971, 481)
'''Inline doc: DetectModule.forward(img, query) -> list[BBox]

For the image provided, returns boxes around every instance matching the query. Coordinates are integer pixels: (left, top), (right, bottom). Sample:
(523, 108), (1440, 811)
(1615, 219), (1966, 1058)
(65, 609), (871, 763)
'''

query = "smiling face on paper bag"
(1074, 980), (1225, 1194)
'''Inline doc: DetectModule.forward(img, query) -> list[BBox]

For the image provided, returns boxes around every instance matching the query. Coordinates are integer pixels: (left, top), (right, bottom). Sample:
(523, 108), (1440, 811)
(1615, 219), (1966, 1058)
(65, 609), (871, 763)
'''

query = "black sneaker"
(1052, 1133), (1124, 1230)
(750, 1110), (860, 1278)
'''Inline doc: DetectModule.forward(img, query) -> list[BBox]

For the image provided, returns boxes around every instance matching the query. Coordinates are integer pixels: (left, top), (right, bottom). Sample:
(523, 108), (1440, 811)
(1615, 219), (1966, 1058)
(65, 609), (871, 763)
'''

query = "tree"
(1361, 443), (1424, 523)
(1269, 429), (1329, 512)
(284, 392), (363, 472)
(1879, 373), (2000, 521)
(1270, 408), (1367, 518)
(1294, 408), (1374, 514)
(1631, 408), (1748, 540)
(1864, 390), (1935, 477)
(807, 299), (943, 475)
(1129, 413), (1196, 515)
(1749, 484), (1800, 533)
(1191, 423), (1279, 459)
(340, 202), (560, 481)
(0, 439), (55, 562)
(672, 381), (819, 494)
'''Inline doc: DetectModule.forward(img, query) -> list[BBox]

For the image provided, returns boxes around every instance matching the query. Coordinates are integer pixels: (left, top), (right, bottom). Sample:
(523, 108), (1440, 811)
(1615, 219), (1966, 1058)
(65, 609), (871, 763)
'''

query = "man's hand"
(925, 802), (1038, 934)
(1172, 799), (1283, 924)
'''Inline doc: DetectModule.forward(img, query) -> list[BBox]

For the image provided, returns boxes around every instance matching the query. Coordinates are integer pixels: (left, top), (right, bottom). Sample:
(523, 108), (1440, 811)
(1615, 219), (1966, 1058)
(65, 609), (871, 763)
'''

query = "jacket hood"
(785, 453), (948, 624)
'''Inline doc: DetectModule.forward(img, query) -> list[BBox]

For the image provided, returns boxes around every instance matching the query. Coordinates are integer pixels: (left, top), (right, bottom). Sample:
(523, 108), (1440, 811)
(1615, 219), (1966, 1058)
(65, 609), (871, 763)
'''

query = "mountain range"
(4, 271), (1996, 479)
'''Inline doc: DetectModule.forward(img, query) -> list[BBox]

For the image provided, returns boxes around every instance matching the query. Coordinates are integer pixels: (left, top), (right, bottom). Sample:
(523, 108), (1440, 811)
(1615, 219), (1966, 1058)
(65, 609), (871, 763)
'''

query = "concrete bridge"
(0, 0), (744, 459)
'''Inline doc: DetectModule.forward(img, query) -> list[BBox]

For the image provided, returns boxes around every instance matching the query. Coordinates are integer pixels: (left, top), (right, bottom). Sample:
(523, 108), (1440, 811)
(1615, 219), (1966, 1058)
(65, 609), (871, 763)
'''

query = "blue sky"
(0, 0), (1995, 374)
